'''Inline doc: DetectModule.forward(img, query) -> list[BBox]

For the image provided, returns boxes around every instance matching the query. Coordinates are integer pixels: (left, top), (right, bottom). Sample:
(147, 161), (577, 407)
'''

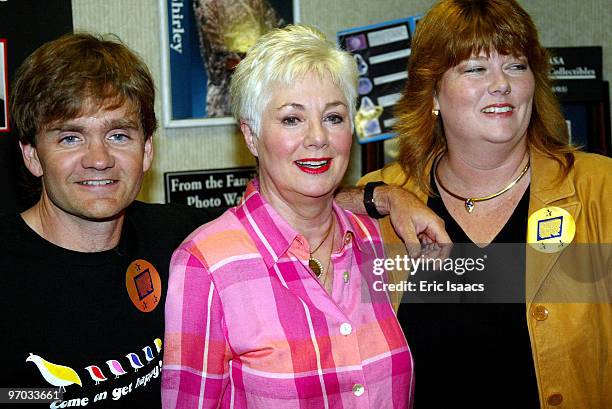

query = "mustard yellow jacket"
(359, 149), (612, 409)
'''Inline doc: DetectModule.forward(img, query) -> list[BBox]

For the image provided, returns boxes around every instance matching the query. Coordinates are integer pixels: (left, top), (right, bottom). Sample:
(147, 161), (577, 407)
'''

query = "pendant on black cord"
(309, 257), (323, 277)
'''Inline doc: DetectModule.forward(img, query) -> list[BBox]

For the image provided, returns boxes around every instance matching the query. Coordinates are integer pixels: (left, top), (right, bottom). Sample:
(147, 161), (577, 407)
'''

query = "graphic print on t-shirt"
(25, 354), (82, 392)
(106, 359), (129, 378)
(125, 353), (145, 371)
(84, 365), (108, 385)
(125, 259), (162, 312)
(25, 338), (163, 407)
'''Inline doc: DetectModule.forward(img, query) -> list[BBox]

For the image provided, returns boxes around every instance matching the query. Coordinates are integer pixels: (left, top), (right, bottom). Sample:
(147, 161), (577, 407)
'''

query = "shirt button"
(547, 393), (563, 406)
(352, 383), (365, 397)
(531, 305), (549, 321)
(343, 271), (350, 283)
(340, 323), (352, 336)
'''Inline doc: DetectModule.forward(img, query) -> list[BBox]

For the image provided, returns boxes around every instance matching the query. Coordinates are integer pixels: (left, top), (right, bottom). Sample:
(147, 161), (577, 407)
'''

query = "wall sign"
(164, 166), (256, 211)
(548, 46), (603, 101)
(547, 47), (610, 156)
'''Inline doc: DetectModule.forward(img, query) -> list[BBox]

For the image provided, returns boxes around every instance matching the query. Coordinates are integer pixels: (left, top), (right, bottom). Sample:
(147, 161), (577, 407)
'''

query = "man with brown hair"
(0, 33), (217, 408)
(0, 31), (448, 409)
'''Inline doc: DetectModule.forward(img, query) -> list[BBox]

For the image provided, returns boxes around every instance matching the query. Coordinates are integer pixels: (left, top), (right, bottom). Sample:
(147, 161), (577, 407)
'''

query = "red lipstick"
(294, 158), (332, 174)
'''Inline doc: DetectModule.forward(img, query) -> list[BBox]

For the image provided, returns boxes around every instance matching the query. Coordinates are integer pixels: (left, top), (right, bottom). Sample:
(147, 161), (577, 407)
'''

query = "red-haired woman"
(361, 0), (611, 407)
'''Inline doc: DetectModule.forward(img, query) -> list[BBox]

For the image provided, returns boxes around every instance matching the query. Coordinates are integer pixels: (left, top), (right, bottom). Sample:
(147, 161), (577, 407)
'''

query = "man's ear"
(143, 135), (154, 173)
(19, 142), (43, 177)
(240, 120), (258, 157)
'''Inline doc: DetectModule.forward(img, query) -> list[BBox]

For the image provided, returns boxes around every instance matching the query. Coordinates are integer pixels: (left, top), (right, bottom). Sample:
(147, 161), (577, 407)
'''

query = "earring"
(432, 109), (439, 116)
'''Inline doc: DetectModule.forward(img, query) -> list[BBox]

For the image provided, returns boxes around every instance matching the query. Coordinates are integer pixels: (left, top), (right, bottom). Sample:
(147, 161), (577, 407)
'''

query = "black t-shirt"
(397, 177), (540, 408)
(0, 201), (218, 408)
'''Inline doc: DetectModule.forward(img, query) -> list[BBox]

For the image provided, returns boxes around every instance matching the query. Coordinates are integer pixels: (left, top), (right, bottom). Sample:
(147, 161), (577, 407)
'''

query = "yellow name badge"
(527, 207), (576, 253)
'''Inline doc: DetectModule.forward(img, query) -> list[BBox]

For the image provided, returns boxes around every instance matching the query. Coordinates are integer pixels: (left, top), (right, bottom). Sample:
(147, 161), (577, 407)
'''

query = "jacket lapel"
(526, 150), (581, 302)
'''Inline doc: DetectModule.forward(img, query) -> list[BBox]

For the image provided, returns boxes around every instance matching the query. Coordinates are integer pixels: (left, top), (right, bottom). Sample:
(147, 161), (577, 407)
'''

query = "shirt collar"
(237, 179), (372, 270)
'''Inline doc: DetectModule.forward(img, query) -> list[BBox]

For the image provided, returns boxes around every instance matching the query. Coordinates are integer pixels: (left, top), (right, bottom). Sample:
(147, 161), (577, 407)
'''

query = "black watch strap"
(364, 181), (387, 219)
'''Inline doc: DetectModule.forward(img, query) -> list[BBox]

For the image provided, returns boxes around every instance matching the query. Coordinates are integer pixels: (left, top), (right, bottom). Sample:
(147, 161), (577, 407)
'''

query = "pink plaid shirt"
(162, 181), (413, 408)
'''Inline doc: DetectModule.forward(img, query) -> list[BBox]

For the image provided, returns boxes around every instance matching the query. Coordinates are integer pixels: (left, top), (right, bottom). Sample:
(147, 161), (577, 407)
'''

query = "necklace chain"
(309, 218), (334, 277)
(433, 153), (530, 213)
(316, 221), (335, 286)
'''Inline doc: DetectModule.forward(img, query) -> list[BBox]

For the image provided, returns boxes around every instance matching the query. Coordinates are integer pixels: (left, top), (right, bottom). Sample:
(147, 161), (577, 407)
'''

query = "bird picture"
(84, 365), (107, 385)
(143, 346), (155, 363)
(26, 353), (82, 392)
(192, 0), (285, 117)
(126, 353), (144, 372)
(106, 359), (128, 379)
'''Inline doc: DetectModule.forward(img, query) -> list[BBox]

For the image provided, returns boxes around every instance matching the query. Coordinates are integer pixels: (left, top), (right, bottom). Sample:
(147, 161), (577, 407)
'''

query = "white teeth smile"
(481, 106), (513, 113)
(79, 180), (115, 186)
(295, 160), (329, 168)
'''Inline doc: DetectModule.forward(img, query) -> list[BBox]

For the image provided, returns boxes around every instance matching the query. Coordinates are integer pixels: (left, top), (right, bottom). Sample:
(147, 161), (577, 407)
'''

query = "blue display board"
(337, 18), (412, 144)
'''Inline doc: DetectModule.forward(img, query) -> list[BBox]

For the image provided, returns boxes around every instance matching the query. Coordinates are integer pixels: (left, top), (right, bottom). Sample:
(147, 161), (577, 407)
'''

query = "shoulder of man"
(0, 212), (25, 241)
(177, 208), (242, 249)
(127, 200), (222, 229)
(123, 201), (223, 251)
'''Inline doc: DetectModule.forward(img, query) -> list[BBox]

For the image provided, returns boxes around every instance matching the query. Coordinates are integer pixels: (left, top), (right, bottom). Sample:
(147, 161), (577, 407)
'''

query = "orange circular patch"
(125, 259), (162, 313)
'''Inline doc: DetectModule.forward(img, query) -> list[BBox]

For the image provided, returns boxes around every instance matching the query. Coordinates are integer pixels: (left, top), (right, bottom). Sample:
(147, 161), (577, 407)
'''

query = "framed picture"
(337, 18), (412, 144)
(0, 39), (8, 133)
(164, 166), (256, 210)
(159, 0), (300, 128)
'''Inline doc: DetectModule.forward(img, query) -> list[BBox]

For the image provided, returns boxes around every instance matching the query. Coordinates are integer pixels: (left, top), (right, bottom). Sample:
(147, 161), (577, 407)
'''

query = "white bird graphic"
(26, 353), (82, 392)
(126, 353), (144, 372)
(106, 359), (128, 379)
(84, 365), (108, 385)
(143, 346), (155, 363)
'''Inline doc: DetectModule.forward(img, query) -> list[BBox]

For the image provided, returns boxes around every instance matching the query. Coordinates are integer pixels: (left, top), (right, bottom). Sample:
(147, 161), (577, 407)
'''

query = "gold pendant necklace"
(309, 219), (334, 277)
(317, 222), (335, 286)
(433, 154), (530, 213)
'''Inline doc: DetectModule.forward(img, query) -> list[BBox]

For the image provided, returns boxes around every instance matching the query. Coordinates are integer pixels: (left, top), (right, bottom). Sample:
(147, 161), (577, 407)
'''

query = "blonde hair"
(230, 24), (358, 135)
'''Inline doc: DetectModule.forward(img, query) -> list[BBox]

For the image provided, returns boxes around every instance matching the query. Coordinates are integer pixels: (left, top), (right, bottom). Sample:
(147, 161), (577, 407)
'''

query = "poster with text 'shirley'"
(162, 0), (296, 128)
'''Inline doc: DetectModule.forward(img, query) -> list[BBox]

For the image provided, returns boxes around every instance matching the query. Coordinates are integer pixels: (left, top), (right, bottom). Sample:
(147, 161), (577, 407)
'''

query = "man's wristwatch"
(363, 181), (387, 219)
